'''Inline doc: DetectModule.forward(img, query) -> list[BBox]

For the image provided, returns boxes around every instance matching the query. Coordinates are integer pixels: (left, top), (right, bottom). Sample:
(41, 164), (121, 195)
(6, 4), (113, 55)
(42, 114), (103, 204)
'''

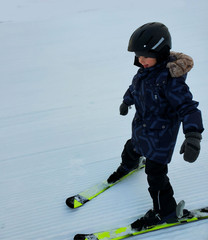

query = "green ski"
(74, 205), (208, 240)
(66, 157), (146, 208)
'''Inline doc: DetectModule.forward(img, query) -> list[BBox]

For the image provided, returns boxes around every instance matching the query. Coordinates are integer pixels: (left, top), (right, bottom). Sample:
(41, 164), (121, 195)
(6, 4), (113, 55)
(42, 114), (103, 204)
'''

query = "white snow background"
(0, 0), (208, 239)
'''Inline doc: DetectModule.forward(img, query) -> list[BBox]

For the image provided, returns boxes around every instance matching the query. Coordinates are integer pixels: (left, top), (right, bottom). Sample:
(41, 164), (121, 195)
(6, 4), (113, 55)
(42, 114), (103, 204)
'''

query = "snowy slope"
(0, 0), (208, 239)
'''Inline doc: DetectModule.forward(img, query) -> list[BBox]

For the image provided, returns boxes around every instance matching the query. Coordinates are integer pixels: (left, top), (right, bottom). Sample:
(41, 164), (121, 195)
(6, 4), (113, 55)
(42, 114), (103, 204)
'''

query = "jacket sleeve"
(165, 75), (204, 134)
(123, 87), (135, 106)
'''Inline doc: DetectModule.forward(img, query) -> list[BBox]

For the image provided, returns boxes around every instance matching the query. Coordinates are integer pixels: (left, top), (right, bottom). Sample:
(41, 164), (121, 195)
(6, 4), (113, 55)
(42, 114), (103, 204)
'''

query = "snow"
(0, 0), (208, 239)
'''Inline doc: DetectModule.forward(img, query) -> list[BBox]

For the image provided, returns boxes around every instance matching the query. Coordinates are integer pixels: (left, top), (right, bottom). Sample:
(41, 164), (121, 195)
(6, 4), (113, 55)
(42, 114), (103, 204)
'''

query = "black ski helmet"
(128, 22), (171, 62)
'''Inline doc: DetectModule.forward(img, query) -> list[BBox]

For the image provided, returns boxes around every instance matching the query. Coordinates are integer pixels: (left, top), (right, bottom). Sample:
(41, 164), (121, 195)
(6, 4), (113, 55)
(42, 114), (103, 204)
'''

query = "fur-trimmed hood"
(167, 51), (194, 77)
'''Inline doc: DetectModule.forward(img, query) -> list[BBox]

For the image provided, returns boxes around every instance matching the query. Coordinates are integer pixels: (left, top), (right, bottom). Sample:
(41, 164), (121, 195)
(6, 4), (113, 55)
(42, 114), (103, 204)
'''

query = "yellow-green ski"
(74, 206), (208, 240)
(66, 157), (146, 208)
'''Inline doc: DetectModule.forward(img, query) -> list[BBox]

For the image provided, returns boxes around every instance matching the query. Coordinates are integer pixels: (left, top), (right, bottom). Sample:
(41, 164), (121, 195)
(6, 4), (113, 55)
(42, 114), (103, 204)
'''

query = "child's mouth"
(143, 64), (149, 68)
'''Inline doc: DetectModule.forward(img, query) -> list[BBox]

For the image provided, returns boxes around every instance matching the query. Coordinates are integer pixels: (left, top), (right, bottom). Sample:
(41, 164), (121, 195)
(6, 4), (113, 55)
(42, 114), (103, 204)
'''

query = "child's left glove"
(120, 102), (129, 115)
(180, 132), (202, 163)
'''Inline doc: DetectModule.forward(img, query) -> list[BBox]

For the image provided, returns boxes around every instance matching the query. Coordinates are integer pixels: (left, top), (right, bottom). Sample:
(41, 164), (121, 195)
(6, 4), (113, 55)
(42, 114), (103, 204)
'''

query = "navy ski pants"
(122, 139), (177, 216)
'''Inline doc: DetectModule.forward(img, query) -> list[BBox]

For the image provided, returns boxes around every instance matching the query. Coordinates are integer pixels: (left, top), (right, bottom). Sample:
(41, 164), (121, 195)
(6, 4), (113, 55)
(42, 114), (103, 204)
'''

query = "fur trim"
(167, 51), (194, 77)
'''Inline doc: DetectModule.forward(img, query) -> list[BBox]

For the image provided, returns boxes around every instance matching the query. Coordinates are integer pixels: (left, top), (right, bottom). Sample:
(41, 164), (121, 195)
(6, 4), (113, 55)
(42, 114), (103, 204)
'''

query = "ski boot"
(131, 200), (188, 231)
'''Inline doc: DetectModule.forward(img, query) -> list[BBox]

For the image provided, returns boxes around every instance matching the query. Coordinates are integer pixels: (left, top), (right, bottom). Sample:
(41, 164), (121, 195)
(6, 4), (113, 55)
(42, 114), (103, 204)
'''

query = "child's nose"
(139, 56), (145, 63)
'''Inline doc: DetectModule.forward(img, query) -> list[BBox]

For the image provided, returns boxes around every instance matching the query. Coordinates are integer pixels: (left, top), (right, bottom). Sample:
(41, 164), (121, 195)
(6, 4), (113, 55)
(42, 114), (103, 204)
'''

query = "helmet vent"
(138, 30), (145, 38)
(146, 36), (153, 46)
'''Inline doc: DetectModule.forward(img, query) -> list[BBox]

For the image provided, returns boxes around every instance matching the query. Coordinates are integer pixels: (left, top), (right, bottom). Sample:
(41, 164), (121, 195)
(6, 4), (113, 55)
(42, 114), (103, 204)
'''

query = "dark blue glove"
(119, 102), (129, 116)
(180, 132), (202, 163)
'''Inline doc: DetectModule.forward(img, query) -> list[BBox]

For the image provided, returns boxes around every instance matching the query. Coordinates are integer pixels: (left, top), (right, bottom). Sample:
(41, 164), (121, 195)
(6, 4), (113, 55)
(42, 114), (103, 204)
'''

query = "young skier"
(107, 22), (204, 228)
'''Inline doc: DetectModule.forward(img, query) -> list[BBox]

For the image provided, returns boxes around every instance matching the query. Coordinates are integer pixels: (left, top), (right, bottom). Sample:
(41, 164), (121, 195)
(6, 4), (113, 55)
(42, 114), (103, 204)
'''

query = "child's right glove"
(120, 102), (129, 115)
(180, 132), (202, 163)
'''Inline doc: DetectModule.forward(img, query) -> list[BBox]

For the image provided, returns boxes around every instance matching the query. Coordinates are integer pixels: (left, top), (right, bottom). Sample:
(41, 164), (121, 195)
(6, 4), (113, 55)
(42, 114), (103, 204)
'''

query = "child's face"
(138, 56), (157, 68)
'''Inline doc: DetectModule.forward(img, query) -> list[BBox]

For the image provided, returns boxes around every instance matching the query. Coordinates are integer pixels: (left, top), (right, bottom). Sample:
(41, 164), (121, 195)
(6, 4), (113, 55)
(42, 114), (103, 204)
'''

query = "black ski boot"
(107, 139), (145, 184)
(107, 164), (133, 184)
(131, 209), (163, 231)
(107, 156), (146, 184)
(131, 200), (186, 231)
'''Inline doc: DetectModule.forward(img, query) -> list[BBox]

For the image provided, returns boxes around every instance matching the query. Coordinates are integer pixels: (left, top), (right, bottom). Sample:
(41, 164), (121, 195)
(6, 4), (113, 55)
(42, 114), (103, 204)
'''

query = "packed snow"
(0, 0), (208, 239)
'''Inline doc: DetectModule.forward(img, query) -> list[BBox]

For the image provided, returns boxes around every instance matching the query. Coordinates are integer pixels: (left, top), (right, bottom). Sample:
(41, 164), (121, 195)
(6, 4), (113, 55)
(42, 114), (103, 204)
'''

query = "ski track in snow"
(0, 0), (208, 239)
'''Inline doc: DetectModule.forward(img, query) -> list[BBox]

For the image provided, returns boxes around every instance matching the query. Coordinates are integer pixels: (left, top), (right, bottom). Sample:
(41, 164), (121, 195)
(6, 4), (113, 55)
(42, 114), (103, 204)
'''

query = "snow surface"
(0, 0), (208, 239)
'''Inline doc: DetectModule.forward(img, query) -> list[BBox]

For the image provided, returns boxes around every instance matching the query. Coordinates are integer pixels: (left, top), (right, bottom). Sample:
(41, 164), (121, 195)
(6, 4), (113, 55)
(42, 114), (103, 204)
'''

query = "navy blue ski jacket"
(123, 59), (204, 164)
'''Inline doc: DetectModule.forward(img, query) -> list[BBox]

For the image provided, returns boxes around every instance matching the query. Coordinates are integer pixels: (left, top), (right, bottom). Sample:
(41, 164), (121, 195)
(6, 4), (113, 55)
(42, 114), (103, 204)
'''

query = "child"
(107, 22), (204, 228)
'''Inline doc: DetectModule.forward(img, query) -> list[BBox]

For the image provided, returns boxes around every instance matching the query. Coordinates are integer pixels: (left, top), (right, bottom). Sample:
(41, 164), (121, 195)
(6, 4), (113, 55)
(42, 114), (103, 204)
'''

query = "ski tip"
(74, 234), (97, 240)
(66, 195), (89, 208)
(74, 234), (86, 240)
(65, 196), (75, 208)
